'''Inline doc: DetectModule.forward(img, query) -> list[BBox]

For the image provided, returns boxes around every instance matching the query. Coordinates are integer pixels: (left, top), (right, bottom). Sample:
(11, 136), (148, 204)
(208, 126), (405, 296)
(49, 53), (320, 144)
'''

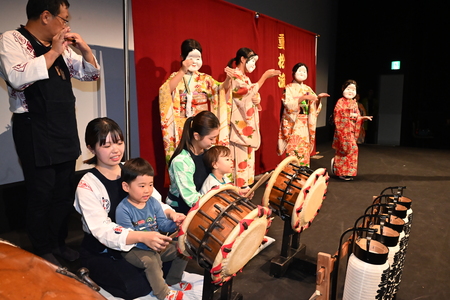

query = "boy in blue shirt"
(116, 158), (191, 300)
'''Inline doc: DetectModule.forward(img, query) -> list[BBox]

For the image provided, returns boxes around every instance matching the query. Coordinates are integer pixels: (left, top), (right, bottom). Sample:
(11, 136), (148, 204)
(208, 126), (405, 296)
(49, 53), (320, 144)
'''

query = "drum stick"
(244, 171), (273, 198)
(159, 230), (179, 253)
(167, 229), (179, 239)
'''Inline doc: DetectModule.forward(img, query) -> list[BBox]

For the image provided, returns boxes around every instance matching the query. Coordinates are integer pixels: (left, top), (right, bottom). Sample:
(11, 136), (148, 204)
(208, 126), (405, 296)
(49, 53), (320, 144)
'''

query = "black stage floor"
(1, 143), (449, 300)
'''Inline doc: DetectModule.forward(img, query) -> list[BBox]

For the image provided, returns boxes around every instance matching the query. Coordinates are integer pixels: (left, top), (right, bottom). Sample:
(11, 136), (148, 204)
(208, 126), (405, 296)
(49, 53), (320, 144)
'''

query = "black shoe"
(40, 253), (62, 267)
(338, 176), (354, 181)
(52, 246), (80, 262)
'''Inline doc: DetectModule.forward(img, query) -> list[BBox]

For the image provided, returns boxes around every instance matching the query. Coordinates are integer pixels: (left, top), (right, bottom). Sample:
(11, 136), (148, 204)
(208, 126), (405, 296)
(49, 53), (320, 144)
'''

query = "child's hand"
(171, 212), (186, 226)
(239, 187), (254, 199)
(142, 231), (172, 252)
(166, 210), (186, 226)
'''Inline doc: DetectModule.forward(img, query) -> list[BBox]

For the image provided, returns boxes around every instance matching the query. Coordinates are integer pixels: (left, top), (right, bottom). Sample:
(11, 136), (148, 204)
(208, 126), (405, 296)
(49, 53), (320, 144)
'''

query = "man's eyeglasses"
(54, 15), (69, 26)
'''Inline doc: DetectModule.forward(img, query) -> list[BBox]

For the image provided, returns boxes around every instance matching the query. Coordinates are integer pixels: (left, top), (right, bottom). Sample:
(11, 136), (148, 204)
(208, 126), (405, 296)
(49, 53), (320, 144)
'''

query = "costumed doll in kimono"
(159, 39), (230, 163)
(331, 79), (372, 180)
(277, 63), (330, 166)
(224, 47), (280, 187)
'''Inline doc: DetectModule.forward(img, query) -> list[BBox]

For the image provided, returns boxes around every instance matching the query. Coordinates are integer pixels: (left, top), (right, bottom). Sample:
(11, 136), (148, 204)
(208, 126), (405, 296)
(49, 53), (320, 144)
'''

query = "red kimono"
(332, 97), (363, 176)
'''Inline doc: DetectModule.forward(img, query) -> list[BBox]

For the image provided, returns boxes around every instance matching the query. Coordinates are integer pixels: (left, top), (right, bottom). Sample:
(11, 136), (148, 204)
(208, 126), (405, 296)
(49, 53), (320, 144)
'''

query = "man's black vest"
(17, 26), (80, 166)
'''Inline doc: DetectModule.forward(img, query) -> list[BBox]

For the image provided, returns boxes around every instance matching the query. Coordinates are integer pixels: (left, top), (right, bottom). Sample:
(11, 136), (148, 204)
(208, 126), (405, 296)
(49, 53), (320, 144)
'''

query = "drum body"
(178, 185), (271, 284)
(262, 156), (309, 218)
(262, 156), (329, 232)
(0, 240), (105, 299)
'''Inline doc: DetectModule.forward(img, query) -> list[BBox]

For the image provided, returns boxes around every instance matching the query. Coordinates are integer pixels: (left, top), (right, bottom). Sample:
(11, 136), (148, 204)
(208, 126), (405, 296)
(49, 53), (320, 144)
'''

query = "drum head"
(211, 207), (270, 282)
(177, 184), (238, 256)
(291, 168), (328, 232)
(262, 156), (299, 207)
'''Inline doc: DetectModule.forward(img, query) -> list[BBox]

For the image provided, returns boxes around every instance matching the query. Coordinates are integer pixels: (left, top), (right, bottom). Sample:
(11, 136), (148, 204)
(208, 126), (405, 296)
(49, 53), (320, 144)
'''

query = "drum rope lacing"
(272, 163), (312, 219)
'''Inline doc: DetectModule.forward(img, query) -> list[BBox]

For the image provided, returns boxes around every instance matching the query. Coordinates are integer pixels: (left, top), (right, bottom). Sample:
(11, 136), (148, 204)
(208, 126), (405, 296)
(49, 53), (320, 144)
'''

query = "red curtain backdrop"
(132, 0), (316, 192)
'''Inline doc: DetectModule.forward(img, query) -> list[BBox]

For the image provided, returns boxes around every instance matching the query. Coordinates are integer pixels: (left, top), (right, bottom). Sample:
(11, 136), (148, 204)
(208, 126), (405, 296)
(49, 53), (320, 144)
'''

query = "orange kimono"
(277, 82), (322, 166)
(228, 68), (261, 187)
(159, 71), (230, 162)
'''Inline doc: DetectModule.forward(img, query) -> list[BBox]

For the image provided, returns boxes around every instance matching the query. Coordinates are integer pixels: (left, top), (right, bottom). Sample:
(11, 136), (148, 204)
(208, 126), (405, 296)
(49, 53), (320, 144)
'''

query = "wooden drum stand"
(262, 156), (329, 278)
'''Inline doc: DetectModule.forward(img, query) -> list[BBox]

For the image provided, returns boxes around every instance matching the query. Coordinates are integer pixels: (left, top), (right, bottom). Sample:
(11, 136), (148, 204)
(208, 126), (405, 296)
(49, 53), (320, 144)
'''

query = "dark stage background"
(333, 1), (450, 148)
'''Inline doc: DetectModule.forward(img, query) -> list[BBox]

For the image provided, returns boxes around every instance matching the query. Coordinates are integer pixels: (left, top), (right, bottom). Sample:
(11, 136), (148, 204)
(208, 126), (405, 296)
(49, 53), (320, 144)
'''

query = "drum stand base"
(270, 243), (307, 278)
(270, 218), (315, 278)
(202, 269), (243, 300)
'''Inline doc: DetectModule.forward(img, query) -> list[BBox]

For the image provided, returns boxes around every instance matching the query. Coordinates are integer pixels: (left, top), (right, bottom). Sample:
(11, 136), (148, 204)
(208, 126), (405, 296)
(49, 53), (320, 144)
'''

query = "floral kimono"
(277, 82), (322, 166)
(159, 71), (230, 162)
(228, 68), (261, 187)
(332, 97), (363, 176)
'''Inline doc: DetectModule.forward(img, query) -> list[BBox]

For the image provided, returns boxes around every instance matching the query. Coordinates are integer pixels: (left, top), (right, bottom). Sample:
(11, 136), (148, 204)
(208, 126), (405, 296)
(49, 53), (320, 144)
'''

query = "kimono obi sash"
(180, 92), (209, 118)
